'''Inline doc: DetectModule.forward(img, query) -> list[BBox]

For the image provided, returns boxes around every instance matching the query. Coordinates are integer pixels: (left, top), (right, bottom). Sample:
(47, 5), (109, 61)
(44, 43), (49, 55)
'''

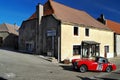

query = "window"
(73, 45), (81, 55)
(98, 58), (108, 63)
(85, 28), (89, 36)
(74, 27), (78, 36)
(105, 46), (109, 53)
(26, 42), (34, 52)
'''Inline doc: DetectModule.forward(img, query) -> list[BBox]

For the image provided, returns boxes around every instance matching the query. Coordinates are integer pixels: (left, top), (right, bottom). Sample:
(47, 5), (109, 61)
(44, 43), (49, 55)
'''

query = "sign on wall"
(47, 30), (56, 36)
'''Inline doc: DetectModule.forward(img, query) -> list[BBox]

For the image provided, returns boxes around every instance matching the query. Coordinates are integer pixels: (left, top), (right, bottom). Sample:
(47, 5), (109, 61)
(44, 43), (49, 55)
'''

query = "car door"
(90, 61), (98, 71)
(88, 58), (98, 71)
(101, 58), (108, 71)
(96, 58), (108, 71)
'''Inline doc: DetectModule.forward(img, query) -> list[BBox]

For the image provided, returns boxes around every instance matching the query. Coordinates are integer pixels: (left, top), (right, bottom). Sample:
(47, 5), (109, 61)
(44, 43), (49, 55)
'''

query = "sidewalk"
(108, 56), (120, 72)
(39, 55), (58, 63)
(108, 56), (120, 62)
(39, 55), (120, 64)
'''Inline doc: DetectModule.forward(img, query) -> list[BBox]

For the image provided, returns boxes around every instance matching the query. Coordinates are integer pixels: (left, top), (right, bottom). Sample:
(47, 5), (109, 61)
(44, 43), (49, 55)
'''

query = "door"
(90, 62), (98, 71)
(82, 41), (100, 58)
(46, 36), (55, 57)
(46, 30), (56, 57)
(104, 46), (109, 58)
(0, 37), (3, 47)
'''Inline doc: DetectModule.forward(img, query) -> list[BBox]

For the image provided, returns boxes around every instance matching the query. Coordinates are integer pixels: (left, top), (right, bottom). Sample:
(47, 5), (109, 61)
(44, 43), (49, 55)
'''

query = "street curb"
(39, 55), (52, 61)
(94, 69), (120, 79)
(39, 55), (58, 63)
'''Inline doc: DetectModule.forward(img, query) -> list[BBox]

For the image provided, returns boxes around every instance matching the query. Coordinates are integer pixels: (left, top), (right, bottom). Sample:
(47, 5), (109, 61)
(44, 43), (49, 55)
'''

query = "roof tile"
(107, 20), (120, 34)
(49, 0), (110, 30)
(28, 0), (111, 31)
(0, 23), (19, 35)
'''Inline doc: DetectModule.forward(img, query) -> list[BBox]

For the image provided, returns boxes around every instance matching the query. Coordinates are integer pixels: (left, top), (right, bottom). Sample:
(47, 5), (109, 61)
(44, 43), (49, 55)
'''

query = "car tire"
(72, 63), (77, 70)
(73, 65), (77, 70)
(106, 66), (112, 72)
(79, 65), (87, 73)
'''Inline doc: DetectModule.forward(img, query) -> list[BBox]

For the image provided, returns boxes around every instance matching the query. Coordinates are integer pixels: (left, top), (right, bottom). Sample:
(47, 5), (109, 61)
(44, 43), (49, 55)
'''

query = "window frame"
(105, 46), (109, 53)
(85, 28), (89, 36)
(73, 45), (81, 55)
(74, 27), (79, 36)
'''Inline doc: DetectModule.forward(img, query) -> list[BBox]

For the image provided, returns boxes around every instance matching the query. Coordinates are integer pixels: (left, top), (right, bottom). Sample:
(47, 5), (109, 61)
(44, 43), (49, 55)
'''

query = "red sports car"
(72, 56), (116, 73)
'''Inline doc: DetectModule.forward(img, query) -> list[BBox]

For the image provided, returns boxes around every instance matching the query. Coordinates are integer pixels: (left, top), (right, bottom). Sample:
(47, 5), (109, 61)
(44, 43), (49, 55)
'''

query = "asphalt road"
(0, 49), (120, 80)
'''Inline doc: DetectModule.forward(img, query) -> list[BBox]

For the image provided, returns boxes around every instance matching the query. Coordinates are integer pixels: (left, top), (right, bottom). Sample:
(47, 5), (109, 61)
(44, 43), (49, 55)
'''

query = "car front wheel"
(106, 66), (112, 72)
(79, 65), (87, 73)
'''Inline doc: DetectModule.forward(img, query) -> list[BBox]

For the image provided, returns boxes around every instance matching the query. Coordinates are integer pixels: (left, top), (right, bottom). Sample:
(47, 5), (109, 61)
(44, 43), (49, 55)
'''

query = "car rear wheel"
(79, 65), (87, 73)
(106, 66), (112, 72)
(73, 63), (78, 70)
(73, 65), (78, 70)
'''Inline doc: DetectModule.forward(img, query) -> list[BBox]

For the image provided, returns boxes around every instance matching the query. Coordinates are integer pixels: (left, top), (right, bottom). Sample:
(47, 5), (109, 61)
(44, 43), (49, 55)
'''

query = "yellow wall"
(61, 23), (114, 61)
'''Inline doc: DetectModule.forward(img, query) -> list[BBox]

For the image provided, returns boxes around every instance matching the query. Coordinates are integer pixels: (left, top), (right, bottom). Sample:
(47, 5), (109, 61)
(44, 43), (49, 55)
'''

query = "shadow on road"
(59, 64), (74, 72)
(59, 64), (106, 73)
(0, 77), (7, 80)
(77, 76), (118, 80)
(0, 48), (34, 55)
(0, 47), (19, 52)
(76, 76), (94, 80)
(112, 72), (120, 74)
(95, 77), (118, 80)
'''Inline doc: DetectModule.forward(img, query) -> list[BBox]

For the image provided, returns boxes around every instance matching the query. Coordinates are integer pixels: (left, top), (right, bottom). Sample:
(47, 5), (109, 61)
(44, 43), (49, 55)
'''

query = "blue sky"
(0, 0), (120, 26)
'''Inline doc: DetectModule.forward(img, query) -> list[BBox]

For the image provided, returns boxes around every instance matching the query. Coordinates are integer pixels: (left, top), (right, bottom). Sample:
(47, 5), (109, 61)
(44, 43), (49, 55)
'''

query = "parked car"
(72, 56), (116, 73)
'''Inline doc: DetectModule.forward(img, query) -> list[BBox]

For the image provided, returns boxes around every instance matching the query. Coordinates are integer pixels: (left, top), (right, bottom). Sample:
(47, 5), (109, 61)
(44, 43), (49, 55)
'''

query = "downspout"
(114, 33), (117, 57)
(58, 21), (61, 62)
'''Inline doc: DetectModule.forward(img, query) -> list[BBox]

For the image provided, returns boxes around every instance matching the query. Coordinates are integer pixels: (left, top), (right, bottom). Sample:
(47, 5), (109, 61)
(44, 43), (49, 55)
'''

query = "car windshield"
(95, 57), (108, 63)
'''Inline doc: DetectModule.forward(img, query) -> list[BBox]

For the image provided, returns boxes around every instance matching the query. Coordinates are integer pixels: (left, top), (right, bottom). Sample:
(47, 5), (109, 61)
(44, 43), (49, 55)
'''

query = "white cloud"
(103, 7), (120, 14)
(94, 2), (120, 14)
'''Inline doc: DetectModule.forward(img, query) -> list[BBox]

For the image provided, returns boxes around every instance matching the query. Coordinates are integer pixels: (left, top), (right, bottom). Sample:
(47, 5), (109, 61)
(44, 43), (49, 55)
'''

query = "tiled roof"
(106, 20), (120, 34)
(28, 0), (111, 31)
(0, 23), (19, 35)
(49, 0), (110, 30)
(28, 12), (37, 20)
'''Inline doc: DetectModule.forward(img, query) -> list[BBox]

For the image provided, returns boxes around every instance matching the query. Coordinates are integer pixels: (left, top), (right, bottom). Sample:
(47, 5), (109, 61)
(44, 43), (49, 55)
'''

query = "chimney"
(97, 14), (106, 25)
(36, 3), (43, 25)
(100, 14), (105, 20)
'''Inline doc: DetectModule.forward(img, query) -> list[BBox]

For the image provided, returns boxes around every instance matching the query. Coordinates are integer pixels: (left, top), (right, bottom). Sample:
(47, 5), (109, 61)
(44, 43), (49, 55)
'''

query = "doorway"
(0, 37), (3, 47)
(81, 41), (100, 58)
(104, 46), (109, 57)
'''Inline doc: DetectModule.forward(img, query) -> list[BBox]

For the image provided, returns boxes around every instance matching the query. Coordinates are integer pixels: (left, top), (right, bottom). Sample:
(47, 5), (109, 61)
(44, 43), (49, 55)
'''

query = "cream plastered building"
(61, 23), (114, 61)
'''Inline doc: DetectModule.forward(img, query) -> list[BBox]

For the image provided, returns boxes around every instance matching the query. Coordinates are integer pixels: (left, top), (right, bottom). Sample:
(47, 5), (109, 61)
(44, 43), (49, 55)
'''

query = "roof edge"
(3, 23), (9, 32)
(61, 21), (113, 32)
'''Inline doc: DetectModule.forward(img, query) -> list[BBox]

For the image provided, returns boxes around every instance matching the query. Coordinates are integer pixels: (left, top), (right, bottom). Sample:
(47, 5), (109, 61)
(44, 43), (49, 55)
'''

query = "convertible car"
(72, 56), (116, 73)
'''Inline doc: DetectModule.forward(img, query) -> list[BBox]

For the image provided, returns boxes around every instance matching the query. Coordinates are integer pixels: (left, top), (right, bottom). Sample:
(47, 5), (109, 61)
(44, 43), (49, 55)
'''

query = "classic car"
(72, 56), (116, 73)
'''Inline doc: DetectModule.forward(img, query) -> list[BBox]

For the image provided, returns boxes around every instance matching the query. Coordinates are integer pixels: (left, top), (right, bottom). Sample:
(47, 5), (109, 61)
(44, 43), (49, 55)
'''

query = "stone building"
(19, 0), (114, 62)
(0, 23), (19, 49)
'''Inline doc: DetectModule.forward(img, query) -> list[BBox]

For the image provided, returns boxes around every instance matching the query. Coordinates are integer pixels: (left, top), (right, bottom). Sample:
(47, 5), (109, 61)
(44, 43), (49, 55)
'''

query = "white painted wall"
(116, 35), (120, 56)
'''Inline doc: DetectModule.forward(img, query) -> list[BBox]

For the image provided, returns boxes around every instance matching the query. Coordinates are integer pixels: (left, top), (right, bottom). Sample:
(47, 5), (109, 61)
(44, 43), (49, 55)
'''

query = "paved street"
(0, 49), (120, 80)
